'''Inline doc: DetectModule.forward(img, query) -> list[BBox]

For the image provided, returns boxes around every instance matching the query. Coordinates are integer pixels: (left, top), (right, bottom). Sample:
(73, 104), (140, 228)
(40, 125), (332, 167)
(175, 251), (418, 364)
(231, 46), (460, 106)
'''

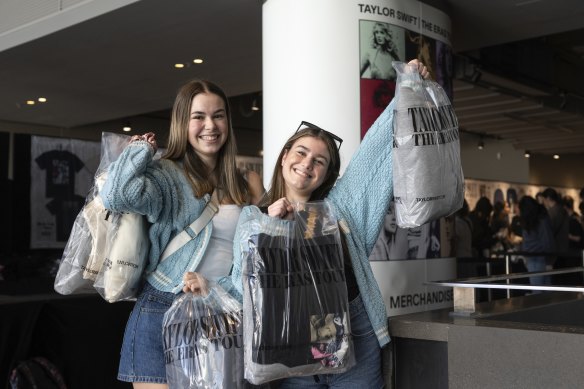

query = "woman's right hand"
(407, 59), (430, 79)
(130, 132), (158, 154)
(182, 272), (209, 295)
(268, 197), (294, 219)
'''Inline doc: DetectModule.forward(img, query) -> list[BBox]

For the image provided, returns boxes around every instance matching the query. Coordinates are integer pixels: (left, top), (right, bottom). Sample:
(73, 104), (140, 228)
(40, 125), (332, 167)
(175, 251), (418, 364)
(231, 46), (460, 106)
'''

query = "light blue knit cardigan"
(100, 143), (233, 294)
(228, 99), (396, 348)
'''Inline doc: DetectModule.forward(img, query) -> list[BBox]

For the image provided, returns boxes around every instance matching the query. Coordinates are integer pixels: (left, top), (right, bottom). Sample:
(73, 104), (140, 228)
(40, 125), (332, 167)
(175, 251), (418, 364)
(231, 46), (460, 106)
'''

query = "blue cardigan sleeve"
(327, 99), (396, 256)
(100, 140), (166, 222)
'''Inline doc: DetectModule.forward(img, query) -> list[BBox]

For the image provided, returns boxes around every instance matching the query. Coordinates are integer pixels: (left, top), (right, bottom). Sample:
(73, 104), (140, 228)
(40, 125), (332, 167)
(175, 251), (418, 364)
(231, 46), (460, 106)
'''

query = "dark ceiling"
(1, 0), (584, 156)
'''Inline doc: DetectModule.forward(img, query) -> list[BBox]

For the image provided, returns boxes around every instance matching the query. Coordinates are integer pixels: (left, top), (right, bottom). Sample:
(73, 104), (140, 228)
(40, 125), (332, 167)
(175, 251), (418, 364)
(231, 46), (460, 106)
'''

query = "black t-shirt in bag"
(247, 232), (349, 367)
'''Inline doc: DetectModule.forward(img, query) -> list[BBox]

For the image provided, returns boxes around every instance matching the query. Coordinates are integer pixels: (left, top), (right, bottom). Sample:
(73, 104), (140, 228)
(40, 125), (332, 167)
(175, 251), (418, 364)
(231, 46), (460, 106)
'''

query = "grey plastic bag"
(391, 61), (464, 228)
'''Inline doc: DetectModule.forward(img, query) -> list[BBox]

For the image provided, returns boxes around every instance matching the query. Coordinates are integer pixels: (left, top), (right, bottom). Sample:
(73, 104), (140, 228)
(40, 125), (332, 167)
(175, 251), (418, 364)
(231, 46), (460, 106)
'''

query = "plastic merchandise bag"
(92, 202), (149, 302)
(239, 201), (355, 385)
(80, 173), (110, 281)
(391, 61), (464, 228)
(162, 284), (245, 389)
(54, 132), (151, 301)
(54, 204), (98, 295)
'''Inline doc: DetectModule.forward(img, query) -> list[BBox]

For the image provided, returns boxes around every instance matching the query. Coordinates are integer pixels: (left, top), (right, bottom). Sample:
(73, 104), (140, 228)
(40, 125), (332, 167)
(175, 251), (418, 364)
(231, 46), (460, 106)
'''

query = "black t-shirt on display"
(36, 150), (84, 198)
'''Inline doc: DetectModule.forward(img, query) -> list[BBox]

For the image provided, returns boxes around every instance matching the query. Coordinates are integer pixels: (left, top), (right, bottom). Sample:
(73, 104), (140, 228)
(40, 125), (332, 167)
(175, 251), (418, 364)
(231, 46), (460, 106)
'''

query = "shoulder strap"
(160, 190), (219, 261)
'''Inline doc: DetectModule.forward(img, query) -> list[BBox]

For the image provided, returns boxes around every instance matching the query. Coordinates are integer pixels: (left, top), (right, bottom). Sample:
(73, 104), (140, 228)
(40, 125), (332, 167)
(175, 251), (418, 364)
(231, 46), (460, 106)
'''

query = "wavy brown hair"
(260, 128), (341, 206)
(162, 79), (247, 204)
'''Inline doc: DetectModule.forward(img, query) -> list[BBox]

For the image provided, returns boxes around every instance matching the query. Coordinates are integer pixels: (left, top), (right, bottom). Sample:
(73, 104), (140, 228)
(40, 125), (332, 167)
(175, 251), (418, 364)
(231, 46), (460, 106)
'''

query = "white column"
(262, 0), (452, 185)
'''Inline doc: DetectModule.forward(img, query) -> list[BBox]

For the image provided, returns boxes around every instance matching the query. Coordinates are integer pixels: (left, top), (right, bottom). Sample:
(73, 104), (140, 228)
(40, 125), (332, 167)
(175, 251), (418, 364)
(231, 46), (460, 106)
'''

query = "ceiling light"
(193, 59), (203, 64)
(477, 140), (484, 150)
(553, 154), (560, 160)
(524, 150), (531, 158)
(123, 122), (132, 132)
(174, 63), (185, 69)
(38, 97), (47, 103)
(26, 100), (35, 105)
(251, 98), (259, 111)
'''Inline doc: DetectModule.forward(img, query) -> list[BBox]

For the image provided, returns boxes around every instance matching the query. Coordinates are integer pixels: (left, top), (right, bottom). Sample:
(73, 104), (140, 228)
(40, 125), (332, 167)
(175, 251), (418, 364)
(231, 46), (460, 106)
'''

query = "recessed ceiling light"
(193, 59), (203, 64)
(174, 63), (185, 69)
(38, 97), (47, 102)
(26, 100), (35, 105)
(553, 154), (560, 160)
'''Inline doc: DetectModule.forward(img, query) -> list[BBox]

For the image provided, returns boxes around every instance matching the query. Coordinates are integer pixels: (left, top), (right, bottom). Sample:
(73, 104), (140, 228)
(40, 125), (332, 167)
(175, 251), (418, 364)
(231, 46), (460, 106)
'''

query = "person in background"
(231, 60), (430, 388)
(518, 195), (555, 288)
(507, 201), (523, 250)
(100, 79), (264, 388)
(490, 201), (510, 251)
(563, 195), (584, 285)
(542, 188), (569, 254)
(454, 199), (473, 259)
(541, 188), (571, 285)
(469, 196), (494, 259)
(563, 195), (584, 252)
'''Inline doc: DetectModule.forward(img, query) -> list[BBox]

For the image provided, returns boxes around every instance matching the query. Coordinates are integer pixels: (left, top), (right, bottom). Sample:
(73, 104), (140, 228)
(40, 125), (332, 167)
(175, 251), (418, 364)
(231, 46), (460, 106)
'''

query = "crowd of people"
(455, 187), (584, 286)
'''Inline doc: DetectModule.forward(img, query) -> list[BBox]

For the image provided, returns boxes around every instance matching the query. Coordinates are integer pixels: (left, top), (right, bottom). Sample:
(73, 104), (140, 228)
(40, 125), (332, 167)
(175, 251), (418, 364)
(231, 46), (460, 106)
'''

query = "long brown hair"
(261, 128), (341, 206)
(162, 79), (247, 204)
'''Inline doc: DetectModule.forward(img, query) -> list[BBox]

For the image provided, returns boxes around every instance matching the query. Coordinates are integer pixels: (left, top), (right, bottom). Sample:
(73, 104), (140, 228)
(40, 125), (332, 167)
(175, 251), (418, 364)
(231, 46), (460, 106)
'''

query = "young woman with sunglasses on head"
(228, 59), (429, 388)
(100, 79), (264, 389)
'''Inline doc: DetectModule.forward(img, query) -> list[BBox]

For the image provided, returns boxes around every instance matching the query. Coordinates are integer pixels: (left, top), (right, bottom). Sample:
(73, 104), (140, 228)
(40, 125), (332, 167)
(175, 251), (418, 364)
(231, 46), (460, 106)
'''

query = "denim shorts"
(279, 294), (384, 388)
(118, 282), (175, 384)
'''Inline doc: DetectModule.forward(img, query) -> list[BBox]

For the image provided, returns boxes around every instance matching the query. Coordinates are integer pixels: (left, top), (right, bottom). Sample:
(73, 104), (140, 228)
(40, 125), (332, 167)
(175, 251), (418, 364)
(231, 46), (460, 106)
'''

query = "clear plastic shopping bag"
(239, 201), (355, 385)
(391, 61), (464, 228)
(163, 284), (245, 389)
(92, 205), (149, 302)
(53, 203), (97, 295)
(55, 132), (150, 301)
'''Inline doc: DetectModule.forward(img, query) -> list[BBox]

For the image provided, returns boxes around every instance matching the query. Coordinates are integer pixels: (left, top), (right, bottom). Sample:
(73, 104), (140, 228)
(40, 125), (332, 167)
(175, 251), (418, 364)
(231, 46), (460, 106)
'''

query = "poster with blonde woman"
(360, 21), (404, 81)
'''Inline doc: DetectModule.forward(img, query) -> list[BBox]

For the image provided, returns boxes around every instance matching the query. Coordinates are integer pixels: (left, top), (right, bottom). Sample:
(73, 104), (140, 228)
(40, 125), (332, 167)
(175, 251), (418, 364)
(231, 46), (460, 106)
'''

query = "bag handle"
(160, 190), (219, 261)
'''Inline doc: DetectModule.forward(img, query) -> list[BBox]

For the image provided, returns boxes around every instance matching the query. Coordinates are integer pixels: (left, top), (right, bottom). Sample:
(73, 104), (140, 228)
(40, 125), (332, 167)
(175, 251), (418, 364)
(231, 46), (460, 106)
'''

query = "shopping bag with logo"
(53, 200), (97, 295)
(92, 197), (150, 302)
(391, 61), (464, 228)
(239, 201), (355, 385)
(162, 284), (245, 389)
(55, 132), (150, 301)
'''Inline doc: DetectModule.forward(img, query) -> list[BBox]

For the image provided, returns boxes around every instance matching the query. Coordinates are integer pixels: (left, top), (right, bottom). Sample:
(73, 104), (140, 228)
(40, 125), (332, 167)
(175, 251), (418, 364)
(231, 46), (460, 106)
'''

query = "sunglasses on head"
(295, 121), (343, 151)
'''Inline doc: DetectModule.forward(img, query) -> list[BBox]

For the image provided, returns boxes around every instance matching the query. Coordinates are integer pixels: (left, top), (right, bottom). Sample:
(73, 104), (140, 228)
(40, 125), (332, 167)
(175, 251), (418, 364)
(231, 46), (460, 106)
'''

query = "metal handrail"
(427, 267), (584, 292)
(460, 249), (584, 299)
(426, 249), (584, 315)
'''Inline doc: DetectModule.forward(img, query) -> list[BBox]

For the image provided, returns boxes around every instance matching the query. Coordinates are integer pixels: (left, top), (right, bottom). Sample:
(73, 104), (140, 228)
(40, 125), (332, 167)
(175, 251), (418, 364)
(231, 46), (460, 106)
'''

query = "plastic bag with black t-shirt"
(239, 201), (355, 385)
(162, 283), (245, 389)
(391, 61), (464, 228)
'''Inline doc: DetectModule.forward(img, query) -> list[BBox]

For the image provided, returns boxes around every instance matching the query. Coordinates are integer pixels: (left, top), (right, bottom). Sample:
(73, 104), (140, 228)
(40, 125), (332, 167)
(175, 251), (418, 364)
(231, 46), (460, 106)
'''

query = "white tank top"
(196, 204), (242, 281)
